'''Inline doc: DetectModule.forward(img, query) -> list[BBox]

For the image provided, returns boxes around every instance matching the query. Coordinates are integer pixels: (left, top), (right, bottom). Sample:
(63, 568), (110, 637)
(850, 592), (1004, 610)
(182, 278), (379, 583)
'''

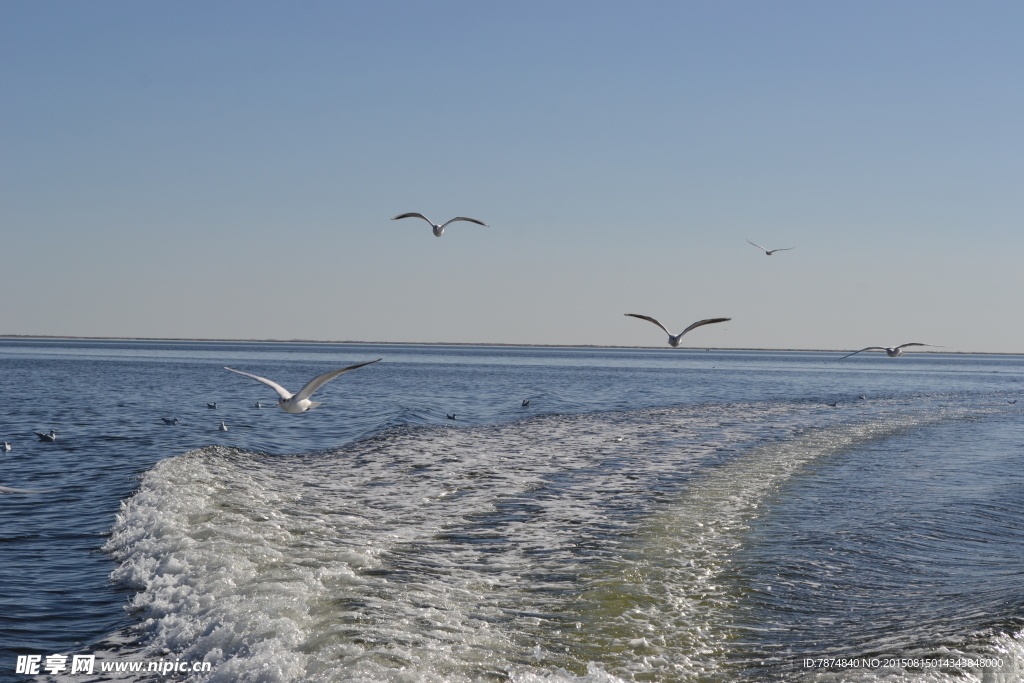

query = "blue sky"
(2, 1), (1022, 351)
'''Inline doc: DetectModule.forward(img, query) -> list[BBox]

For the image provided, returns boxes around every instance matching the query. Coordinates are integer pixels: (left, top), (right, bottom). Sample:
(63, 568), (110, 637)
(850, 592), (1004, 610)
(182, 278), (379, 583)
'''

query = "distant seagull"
(160, 417), (180, 425)
(746, 240), (794, 256)
(1010, 400), (1018, 405)
(858, 395), (867, 400)
(521, 400), (530, 407)
(2, 442), (10, 452)
(207, 403), (218, 409)
(34, 430), (57, 442)
(825, 400), (838, 407)
(838, 343), (935, 361)
(391, 212), (489, 237)
(218, 421), (228, 431)
(625, 314), (731, 347)
(224, 359), (381, 413)
(1, 484), (57, 494)
(254, 402), (262, 409)
(446, 413), (457, 420)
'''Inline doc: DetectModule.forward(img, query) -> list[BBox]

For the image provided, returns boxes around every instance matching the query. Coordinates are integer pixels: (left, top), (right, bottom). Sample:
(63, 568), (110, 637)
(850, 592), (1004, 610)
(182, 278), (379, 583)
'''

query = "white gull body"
(224, 359), (381, 413)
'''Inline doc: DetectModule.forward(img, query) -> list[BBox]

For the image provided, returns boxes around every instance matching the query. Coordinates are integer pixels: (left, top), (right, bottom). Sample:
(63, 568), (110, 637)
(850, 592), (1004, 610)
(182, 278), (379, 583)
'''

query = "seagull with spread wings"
(838, 343), (935, 361)
(224, 359), (381, 413)
(746, 240), (794, 256)
(391, 213), (489, 237)
(625, 314), (731, 347)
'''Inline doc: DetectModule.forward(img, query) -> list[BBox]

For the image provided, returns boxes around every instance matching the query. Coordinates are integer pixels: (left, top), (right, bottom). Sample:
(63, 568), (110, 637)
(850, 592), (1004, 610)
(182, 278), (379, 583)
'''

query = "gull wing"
(894, 343), (929, 351)
(625, 313), (672, 338)
(1, 484), (57, 494)
(392, 213), (433, 225)
(224, 367), (293, 400)
(680, 317), (731, 337)
(746, 239), (768, 252)
(769, 247), (795, 253)
(838, 347), (884, 361)
(294, 358), (382, 401)
(441, 216), (489, 228)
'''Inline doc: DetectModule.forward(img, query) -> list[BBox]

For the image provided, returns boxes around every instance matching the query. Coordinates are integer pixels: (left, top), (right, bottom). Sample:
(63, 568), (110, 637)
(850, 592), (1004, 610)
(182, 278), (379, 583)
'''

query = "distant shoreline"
(1, 334), (1020, 356)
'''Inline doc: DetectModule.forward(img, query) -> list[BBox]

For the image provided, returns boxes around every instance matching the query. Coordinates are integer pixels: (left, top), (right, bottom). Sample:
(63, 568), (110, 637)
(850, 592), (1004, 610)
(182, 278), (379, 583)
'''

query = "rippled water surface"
(1, 339), (1023, 682)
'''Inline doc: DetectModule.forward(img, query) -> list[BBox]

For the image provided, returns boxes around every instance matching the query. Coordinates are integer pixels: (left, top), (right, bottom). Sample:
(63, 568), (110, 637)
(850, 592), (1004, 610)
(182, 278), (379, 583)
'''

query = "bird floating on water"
(160, 417), (180, 425)
(2, 442), (10, 452)
(254, 402), (262, 409)
(521, 400), (530, 407)
(207, 403), (218, 409)
(838, 343), (935, 361)
(35, 430), (57, 442)
(746, 240), (794, 256)
(825, 400), (839, 407)
(224, 359), (382, 413)
(1009, 400), (1018, 405)
(446, 414), (457, 420)
(391, 212), (489, 237)
(218, 421), (228, 431)
(625, 314), (731, 347)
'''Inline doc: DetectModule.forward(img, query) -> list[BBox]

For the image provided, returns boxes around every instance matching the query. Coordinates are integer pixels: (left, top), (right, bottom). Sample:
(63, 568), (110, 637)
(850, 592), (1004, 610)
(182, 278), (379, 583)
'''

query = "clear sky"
(2, 1), (1022, 352)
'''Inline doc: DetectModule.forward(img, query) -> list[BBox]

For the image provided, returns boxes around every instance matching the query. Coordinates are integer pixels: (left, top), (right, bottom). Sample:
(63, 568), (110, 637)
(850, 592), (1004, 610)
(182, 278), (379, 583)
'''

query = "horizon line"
(1, 334), (1019, 356)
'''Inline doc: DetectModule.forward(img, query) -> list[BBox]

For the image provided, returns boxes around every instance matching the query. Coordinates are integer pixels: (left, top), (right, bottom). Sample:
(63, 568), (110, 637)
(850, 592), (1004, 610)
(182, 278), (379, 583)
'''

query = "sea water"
(1, 339), (1022, 682)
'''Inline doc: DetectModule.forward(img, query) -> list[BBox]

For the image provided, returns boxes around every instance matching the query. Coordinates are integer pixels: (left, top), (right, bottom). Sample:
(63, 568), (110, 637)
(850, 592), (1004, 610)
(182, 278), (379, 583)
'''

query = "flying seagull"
(746, 240), (794, 256)
(392, 213), (489, 237)
(224, 359), (382, 413)
(838, 343), (934, 361)
(625, 314), (731, 347)
(34, 430), (57, 442)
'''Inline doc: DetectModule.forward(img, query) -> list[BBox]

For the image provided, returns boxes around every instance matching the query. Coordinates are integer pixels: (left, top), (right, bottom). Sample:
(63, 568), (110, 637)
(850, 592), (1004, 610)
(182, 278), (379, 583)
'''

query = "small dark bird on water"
(825, 400), (838, 407)
(446, 414), (457, 420)
(207, 403), (218, 409)
(522, 400), (530, 407)
(160, 417), (180, 425)
(1009, 400), (1018, 405)
(255, 402), (262, 409)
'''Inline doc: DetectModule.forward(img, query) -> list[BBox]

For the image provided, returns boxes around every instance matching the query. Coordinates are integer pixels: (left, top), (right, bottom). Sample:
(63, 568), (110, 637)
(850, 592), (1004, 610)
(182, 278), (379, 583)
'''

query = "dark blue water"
(1, 339), (1022, 682)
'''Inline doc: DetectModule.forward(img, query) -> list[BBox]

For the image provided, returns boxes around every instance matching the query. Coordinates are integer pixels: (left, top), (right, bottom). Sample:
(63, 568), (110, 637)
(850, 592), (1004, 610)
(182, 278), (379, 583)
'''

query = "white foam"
(101, 398), (1004, 681)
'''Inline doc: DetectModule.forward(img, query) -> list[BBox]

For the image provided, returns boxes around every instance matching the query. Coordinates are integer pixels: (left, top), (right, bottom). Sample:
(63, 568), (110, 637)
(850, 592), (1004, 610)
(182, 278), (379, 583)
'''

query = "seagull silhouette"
(160, 417), (180, 425)
(521, 400), (530, 407)
(392, 213), (489, 237)
(34, 430), (57, 442)
(224, 359), (381, 413)
(207, 403), (218, 409)
(625, 314), (731, 347)
(746, 240), (794, 256)
(446, 413), (457, 420)
(838, 343), (935, 361)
